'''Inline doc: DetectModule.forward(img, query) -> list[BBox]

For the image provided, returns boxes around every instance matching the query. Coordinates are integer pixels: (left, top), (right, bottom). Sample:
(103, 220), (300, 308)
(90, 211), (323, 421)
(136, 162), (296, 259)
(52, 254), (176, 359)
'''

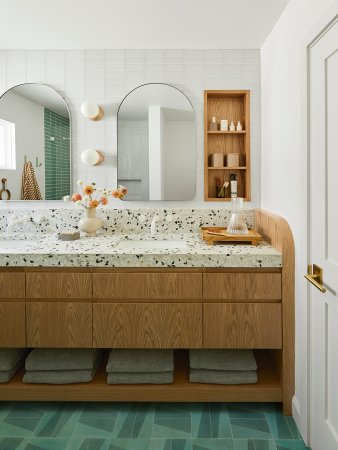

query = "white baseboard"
(292, 395), (310, 447)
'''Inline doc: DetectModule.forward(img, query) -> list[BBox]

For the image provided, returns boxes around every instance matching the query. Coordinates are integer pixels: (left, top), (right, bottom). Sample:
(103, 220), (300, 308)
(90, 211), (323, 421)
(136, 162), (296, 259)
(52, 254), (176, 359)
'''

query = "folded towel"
(0, 348), (28, 371)
(23, 353), (102, 384)
(25, 349), (101, 371)
(190, 369), (257, 385)
(106, 349), (174, 373)
(107, 371), (173, 385)
(189, 350), (257, 371)
(0, 371), (16, 383)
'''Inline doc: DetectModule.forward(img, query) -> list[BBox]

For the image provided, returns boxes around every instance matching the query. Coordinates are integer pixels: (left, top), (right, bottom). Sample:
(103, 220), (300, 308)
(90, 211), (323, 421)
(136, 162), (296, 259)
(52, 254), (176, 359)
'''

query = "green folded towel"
(189, 350), (257, 371)
(0, 371), (16, 383)
(107, 371), (173, 384)
(23, 353), (102, 384)
(25, 349), (101, 371)
(190, 369), (257, 385)
(106, 349), (174, 373)
(0, 348), (28, 371)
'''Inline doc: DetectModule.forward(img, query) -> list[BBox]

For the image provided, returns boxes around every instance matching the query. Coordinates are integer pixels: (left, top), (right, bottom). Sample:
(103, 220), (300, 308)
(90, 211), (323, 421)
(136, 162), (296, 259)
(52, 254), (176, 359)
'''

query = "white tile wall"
(0, 49), (261, 209)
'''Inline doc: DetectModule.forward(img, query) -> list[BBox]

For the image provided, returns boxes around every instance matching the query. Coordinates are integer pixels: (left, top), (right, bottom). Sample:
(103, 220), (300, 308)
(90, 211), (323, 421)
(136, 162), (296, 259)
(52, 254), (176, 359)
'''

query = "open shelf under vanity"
(0, 350), (282, 403)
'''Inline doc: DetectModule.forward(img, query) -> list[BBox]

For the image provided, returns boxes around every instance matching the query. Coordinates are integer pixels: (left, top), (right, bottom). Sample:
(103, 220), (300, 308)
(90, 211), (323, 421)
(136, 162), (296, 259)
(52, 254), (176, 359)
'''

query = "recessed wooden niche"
(204, 90), (250, 201)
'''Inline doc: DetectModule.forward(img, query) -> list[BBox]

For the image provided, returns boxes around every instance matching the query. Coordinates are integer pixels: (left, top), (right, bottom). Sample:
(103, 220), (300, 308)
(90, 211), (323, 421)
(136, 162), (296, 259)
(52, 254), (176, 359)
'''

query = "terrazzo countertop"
(0, 232), (282, 268)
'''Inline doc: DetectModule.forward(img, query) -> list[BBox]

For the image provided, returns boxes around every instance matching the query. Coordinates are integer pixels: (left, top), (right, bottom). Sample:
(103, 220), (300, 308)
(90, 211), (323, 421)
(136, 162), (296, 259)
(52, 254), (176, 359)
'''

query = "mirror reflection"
(0, 83), (71, 200)
(117, 83), (196, 201)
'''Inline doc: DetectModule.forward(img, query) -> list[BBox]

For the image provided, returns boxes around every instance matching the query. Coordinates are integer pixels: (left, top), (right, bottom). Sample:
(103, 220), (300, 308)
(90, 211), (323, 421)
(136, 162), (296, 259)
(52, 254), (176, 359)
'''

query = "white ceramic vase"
(79, 208), (102, 237)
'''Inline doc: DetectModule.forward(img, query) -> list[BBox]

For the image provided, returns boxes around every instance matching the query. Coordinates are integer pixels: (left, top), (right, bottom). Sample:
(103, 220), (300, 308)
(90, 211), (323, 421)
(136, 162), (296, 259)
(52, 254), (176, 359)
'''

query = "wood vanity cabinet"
(0, 210), (295, 415)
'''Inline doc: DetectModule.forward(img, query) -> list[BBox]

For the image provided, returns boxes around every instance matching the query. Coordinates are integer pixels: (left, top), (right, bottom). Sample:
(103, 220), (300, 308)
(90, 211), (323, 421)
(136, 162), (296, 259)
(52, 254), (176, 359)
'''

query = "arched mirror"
(117, 83), (196, 201)
(0, 83), (71, 200)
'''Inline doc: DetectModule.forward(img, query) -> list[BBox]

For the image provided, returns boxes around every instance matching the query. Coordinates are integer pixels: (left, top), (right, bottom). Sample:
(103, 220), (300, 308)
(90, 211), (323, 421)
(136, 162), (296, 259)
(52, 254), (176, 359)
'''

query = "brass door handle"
(305, 264), (326, 293)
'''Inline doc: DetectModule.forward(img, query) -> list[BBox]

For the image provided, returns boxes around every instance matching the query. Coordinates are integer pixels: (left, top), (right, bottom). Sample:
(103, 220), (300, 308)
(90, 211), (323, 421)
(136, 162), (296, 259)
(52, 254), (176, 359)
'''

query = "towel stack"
(106, 349), (174, 384)
(23, 349), (102, 384)
(189, 349), (257, 384)
(0, 348), (27, 383)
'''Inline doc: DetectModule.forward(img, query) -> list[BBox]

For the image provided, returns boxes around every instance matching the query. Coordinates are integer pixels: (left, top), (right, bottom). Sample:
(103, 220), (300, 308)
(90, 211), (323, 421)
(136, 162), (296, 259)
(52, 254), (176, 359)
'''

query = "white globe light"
(80, 101), (101, 119)
(81, 149), (102, 166)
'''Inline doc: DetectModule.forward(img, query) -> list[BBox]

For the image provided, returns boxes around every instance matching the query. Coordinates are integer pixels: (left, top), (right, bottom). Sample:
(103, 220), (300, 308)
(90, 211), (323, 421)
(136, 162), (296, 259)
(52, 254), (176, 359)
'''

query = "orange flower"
(121, 187), (128, 196)
(83, 185), (94, 195)
(100, 196), (108, 205)
(89, 199), (99, 208)
(72, 193), (82, 202)
(112, 190), (120, 198)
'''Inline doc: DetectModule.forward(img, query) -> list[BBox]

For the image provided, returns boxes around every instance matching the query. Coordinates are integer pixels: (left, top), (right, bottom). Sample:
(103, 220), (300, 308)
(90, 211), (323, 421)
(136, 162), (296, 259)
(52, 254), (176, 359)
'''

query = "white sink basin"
(0, 240), (37, 249)
(116, 240), (187, 250)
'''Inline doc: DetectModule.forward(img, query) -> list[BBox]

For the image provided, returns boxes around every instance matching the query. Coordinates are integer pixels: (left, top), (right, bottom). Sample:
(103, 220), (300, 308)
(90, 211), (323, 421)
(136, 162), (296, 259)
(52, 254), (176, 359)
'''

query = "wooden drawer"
(93, 302), (202, 348)
(26, 302), (92, 348)
(0, 273), (25, 298)
(26, 273), (92, 299)
(0, 302), (26, 347)
(203, 303), (282, 348)
(93, 273), (202, 300)
(203, 273), (281, 301)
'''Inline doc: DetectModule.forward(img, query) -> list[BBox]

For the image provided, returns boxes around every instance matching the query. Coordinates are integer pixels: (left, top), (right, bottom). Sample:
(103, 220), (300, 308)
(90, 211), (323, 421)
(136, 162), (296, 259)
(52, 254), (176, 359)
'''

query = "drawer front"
(0, 273), (25, 298)
(203, 303), (282, 348)
(26, 302), (92, 347)
(93, 273), (202, 300)
(0, 302), (26, 347)
(203, 273), (282, 301)
(26, 273), (92, 299)
(93, 303), (202, 348)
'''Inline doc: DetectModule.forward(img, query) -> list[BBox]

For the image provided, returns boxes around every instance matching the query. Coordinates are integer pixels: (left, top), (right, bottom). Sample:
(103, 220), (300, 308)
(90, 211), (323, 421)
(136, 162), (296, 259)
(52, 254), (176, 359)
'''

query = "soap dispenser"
(230, 173), (237, 198)
(229, 121), (236, 131)
(210, 117), (217, 131)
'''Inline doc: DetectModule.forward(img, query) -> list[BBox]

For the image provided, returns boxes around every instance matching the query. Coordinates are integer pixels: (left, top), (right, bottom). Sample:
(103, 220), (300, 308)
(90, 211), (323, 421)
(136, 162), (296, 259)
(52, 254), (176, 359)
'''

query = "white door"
(309, 18), (338, 450)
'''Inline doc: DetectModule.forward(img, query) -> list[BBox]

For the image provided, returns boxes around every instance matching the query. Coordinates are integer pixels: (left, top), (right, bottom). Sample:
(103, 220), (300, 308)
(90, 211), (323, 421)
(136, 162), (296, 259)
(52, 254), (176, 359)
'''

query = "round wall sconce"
(81, 149), (104, 166)
(80, 101), (104, 121)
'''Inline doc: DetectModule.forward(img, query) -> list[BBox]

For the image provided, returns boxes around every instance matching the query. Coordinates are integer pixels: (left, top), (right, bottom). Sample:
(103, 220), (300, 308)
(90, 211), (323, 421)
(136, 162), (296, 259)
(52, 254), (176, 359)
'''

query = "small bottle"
(230, 173), (237, 198)
(210, 117), (217, 131)
(236, 121), (242, 131)
(229, 121), (236, 131)
(220, 119), (228, 131)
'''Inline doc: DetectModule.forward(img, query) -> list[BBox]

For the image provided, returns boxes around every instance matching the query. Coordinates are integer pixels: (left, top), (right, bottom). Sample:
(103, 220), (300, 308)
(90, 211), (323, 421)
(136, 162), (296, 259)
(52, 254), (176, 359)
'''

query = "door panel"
(0, 273), (25, 298)
(93, 302), (202, 348)
(26, 302), (92, 347)
(26, 273), (92, 298)
(203, 303), (282, 348)
(310, 19), (338, 450)
(0, 302), (26, 347)
(93, 273), (202, 300)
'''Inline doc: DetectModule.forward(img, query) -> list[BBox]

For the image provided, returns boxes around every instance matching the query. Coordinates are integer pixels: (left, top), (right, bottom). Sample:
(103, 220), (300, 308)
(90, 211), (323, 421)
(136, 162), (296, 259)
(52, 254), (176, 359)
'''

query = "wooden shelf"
(207, 130), (246, 134)
(208, 167), (247, 170)
(204, 90), (251, 201)
(0, 350), (282, 402)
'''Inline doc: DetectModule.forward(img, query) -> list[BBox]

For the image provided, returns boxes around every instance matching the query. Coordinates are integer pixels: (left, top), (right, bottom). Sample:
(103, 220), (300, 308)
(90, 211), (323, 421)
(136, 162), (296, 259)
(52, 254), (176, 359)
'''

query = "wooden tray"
(201, 227), (262, 246)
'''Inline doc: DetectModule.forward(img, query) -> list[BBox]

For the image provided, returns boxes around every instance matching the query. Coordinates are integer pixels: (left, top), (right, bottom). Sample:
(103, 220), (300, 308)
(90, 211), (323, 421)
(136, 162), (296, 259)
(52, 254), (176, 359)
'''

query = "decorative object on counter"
(0, 348), (28, 383)
(230, 173), (238, 198)
(106, 349), (174, 385)
(201, 226), (261, 246)
(57, 231), (80, 241)
(210, 116), (217, 131)
(66, 181), (110, 237)
(227, 153), (240, 168)
(21, 161), (42, 200)
(210, 153), (224, 167)
(217, 179), (230, 198)
(227, 198), (249, 235)
(112, 185), (128, 200)
(236, 121), (243, 131)
(220, 119), (228, 131)
(23, 348), (103, 384)
(81, 149), (104, 166)
(80, 101), (104, 121)
(0, 178), (11, 200)
(229, 121), (236, 131)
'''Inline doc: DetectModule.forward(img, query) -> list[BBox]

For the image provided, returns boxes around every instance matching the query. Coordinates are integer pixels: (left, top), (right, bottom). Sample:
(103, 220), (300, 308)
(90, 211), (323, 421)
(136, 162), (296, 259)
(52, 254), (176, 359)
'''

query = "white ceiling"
(0, 0), (289, 49)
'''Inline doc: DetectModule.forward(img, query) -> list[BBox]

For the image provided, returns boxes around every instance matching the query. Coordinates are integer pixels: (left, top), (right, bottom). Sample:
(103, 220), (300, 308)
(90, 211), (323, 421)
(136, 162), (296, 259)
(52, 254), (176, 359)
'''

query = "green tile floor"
(0, 402), (309, 450)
